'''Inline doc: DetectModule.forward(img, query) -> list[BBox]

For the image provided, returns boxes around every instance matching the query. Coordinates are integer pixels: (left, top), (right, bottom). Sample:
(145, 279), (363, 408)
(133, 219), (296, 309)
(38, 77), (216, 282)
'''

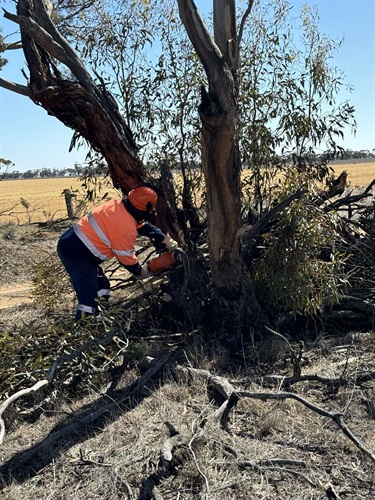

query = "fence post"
(63, 189), (75, 218)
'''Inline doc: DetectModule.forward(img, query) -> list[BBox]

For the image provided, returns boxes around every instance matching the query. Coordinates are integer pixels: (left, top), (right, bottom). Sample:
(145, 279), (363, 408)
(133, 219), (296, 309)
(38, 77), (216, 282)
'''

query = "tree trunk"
(179, 0), (266, 344)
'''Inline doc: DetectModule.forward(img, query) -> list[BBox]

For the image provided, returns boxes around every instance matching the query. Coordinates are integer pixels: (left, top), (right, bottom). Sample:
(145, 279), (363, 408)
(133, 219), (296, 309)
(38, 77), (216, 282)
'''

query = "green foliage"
(0, 157), (14, 170)
(32, 254), (69, 312)
(252, 198), (348, 317)
(54, 0), (355, 241)
(77, 156), (120, 208)
(59, 0), (156, 147)
(238, 0), (356, 215)
(47, 0), (357, 322)
(19, 197), (35, 224)
(0, 321), (64, 397)
(0, 317), (127, 398)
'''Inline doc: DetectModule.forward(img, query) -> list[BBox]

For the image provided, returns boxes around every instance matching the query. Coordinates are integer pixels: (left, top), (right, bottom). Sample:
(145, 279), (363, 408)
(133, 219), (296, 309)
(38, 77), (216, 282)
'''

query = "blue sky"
(0, 0), (374, 173)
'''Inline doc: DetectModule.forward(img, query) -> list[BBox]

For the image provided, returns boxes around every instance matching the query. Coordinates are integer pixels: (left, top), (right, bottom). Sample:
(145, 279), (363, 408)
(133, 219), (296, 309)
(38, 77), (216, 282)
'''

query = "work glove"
(162, 235), (179, 250)
(138, 265), (153, 279)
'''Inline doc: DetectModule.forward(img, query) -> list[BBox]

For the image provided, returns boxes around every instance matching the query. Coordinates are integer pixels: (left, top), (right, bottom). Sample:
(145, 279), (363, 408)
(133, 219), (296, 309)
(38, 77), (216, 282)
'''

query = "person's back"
(57, 187), (178, 323)
(74, 198), (139, 265)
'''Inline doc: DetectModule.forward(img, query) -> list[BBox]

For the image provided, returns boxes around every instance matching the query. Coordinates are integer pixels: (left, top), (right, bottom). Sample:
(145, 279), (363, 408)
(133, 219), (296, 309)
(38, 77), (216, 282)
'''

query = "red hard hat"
(128, 187), (157, 213)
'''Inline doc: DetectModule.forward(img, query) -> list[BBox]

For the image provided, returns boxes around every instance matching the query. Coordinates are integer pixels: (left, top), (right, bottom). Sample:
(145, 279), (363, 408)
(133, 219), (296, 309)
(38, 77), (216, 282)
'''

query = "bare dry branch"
(174, 363), (375, 463)
(239, 458), (307, 469)
(238, 389), (375, 463)
(0, 76), (32, 96)
(323, 179), (375, 212)
(2, 40), (23, 51)
(240, 188), (307, 258)
(159, 432), (189, 469)
(235, 0), (255, 71)
(0, 380), (48, 445)
(177, 0), (222, 81)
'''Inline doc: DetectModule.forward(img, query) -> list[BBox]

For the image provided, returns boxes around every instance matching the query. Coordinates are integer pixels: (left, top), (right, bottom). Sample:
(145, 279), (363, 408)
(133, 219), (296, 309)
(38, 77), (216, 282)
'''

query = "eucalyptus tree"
(0, 0), (357, 345)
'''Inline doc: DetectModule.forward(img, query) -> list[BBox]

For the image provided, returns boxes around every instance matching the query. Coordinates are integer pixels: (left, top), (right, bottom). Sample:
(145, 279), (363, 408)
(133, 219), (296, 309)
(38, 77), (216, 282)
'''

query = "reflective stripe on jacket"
(73, 198), (139, 267)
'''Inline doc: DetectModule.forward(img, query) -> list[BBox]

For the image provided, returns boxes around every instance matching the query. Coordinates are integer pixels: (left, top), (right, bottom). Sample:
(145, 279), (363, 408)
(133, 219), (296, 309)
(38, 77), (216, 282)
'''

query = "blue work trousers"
(57, 227), (110, 321)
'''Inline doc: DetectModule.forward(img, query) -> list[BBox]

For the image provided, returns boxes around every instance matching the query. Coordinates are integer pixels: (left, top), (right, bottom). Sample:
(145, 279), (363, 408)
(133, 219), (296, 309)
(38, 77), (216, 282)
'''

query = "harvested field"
(0, 163), (375, 224)
(0, 177), (120, 224)
(333, 161), (375, 187)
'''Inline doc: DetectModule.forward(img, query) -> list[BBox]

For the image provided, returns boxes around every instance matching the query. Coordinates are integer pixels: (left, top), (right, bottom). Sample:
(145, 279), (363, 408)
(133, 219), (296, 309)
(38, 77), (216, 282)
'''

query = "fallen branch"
(173, 364), (236, 400)
(46, 325), (128, 381)
(0, 380), (48, 445)
(159, 430), (189, 469)
(174, 364), (375, 463)
(0, 323), (129, 446)
(323, 179), (375, 212)
(237, 389), (375, 463)
(8, 350), (171, 467)
(239, 458), (307, 469)
(240, 189), (307, 253)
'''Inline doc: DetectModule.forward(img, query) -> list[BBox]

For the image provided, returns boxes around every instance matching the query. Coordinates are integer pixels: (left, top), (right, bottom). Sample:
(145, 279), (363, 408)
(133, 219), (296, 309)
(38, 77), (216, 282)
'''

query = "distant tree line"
(0, 163), (85, 180)
(299, 149), (375, 163)
(1, 148), (374, 181)
(321, 149), (375, 161)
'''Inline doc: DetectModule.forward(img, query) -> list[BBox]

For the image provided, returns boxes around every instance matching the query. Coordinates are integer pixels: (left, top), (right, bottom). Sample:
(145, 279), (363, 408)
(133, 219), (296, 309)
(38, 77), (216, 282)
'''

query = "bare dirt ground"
(0, 224), (375, 499)
(0, 227), (60, 310)
(0, 283), (33, 309)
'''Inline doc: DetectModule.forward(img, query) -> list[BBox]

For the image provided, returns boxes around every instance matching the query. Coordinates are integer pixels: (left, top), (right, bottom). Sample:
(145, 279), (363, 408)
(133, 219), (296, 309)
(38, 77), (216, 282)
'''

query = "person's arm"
(123, 261), (142, 275)
(109, 228), (150, 277)
(137, 221), (165, 242)
(123, 261), (152, 279)
(137, 221), (178, 250)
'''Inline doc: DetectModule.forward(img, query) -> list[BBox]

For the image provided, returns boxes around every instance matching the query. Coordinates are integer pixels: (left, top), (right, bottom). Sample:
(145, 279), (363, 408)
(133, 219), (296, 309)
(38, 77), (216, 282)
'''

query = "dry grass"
(1, 163), (374, 224)
(0, 337), (374, 499)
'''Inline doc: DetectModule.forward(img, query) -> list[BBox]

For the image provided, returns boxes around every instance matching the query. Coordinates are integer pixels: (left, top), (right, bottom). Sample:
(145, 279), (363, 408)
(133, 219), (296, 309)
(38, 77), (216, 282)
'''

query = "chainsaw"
(146, 247), (190, 303)
(147, 249), (181, 275)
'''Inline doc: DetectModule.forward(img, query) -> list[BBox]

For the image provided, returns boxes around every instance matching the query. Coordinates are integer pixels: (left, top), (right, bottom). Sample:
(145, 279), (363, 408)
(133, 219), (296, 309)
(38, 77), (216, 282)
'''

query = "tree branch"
(240, 189), (307, 259)
(174, 364), (375, 463)
(213, 0), (236, 67)
(322, 179), (375, 212)
(3, 40), (23, 51)
(0, 76), (32, 96)
(0, 380), (48, 445)
(235, 0), (255, 72)
(238, 390), (375, 463)
(177, 0), (223, 81)
(3, 6), (97, 93)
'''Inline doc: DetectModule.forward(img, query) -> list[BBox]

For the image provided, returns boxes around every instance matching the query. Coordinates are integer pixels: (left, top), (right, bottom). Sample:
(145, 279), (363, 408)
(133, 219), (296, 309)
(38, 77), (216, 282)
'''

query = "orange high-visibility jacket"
(73, 198), (141, 267)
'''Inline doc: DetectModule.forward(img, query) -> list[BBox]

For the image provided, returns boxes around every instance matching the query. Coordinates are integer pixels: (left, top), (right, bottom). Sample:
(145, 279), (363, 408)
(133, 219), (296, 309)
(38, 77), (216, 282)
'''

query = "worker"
(57, 187), (178, 323)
